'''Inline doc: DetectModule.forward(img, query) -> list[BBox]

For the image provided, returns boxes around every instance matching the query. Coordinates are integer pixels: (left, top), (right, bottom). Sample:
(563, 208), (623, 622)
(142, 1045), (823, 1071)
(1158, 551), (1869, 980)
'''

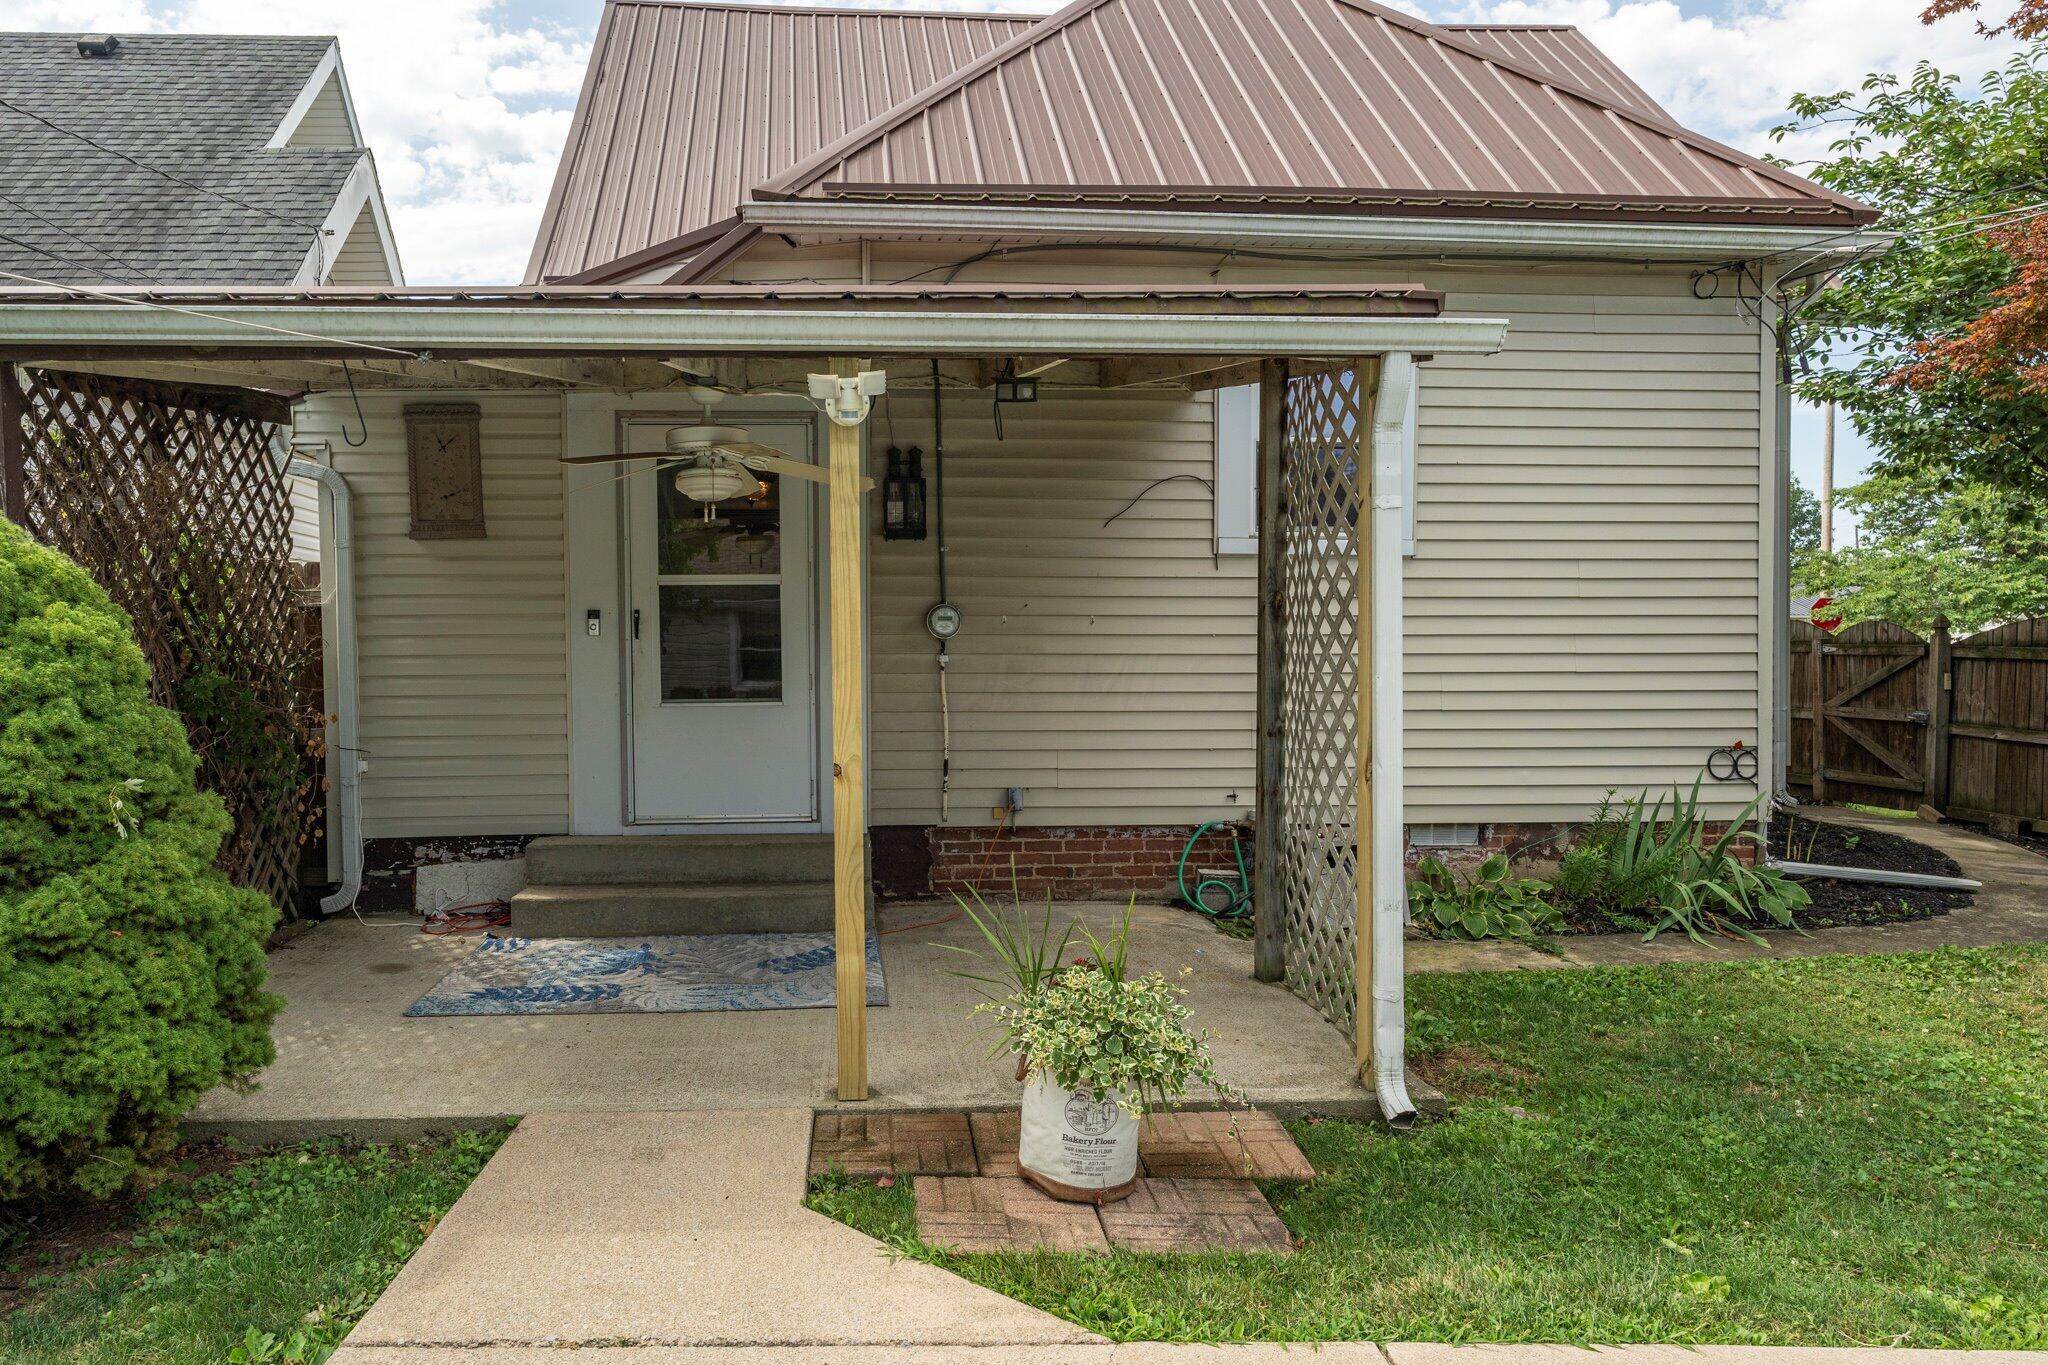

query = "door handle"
(632, 608), (642, 641)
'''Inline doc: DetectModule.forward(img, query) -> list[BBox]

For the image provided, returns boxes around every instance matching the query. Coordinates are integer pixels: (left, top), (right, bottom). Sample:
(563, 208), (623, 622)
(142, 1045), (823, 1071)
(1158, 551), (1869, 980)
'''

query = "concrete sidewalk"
(335, 1109), (1096, 1356)
(333, 1108), (2047, 1364)
(1410, 808), (2048, 975)
(333, 1346), (2048, 1362)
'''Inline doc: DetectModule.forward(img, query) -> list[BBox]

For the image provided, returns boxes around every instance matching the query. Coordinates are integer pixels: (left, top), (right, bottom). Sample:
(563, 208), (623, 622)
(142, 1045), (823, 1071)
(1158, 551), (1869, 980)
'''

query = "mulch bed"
(1766, 815), (1973, 928)
(0, 1141), (249, 1315)
(1546, 816), (1973, 936)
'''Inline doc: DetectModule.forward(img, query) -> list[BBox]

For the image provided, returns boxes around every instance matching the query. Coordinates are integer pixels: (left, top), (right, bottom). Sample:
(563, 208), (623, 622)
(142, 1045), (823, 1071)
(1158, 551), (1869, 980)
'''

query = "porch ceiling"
(0, 283), (1506, 395)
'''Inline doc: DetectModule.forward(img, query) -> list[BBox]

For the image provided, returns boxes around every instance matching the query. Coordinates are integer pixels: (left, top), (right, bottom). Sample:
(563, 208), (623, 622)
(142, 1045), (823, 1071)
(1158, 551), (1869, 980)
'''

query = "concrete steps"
(510, 835), (845, 938)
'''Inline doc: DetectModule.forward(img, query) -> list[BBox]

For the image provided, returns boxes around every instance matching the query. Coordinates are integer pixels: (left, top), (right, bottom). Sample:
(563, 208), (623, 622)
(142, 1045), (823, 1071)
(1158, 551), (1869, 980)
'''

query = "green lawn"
(0, 1126), (509, 1365)
(809, 946), (2048, 1349)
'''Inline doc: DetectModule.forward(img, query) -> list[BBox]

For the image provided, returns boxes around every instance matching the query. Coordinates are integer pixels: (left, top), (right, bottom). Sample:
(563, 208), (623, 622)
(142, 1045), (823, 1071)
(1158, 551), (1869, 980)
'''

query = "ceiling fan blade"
(729, 450), (827, 484)
(560, 451), (676, 467)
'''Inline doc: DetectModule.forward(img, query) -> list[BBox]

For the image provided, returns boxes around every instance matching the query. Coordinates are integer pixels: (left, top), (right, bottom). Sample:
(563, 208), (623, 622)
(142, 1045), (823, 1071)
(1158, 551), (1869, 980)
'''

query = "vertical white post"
(1365, 353), (1416, 1126)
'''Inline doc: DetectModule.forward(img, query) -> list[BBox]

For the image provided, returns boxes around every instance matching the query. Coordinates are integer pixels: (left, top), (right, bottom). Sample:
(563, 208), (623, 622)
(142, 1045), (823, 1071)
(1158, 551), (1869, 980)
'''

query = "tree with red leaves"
(1779, 45), (2048, 497)
(1922, 0), (2048, 37)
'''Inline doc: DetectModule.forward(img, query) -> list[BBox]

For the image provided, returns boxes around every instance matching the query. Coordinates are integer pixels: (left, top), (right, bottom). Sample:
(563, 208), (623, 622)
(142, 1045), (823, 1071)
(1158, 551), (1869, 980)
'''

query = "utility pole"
(1820, 400), (1835, 552)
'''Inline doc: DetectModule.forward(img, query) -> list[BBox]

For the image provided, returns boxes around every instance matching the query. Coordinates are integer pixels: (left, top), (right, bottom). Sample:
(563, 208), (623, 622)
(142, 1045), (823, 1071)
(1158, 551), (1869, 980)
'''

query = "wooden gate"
(1790, 620), (1932, 812)
(1791, 616), (2048, 832)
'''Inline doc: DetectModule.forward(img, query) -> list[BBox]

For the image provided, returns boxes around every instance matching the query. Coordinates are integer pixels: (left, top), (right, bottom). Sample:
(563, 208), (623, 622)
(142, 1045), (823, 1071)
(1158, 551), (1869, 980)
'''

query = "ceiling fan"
(560, 386), (865, 508)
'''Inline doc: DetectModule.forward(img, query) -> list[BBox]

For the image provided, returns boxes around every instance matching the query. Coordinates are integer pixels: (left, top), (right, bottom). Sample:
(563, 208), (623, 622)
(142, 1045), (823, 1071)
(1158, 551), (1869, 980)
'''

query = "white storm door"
(626, 419), (818, 824)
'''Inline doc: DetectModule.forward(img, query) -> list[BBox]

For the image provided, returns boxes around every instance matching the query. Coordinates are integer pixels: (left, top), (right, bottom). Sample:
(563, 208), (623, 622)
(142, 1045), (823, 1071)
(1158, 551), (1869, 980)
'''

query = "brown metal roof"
(759, 0), (1873, 227)
(525, 1), (1038, 282)
(1441, 25), (1669, 122)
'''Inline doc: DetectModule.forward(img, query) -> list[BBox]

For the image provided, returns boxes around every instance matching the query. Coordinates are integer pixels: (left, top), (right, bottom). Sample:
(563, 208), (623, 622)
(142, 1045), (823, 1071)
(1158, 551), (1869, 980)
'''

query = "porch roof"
(0, 282), (1504, 394)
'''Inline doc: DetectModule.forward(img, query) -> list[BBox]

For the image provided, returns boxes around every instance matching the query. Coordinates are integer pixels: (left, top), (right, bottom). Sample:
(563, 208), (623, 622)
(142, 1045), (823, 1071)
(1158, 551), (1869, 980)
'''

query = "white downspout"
(281, 440), (363, 915)
(1368, 353), (1418, 1127)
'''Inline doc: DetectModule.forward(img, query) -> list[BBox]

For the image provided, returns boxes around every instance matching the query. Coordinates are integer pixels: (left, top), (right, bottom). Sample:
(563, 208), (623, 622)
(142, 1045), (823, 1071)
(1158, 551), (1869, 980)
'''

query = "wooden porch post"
(1, 363), (26, 527)
(828, 359), (871, 1102)
(1252, 359), (1288, 982)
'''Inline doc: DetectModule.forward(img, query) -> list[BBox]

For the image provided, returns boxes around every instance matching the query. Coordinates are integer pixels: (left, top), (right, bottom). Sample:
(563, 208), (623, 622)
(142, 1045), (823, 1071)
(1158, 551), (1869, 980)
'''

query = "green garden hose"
(1178, 820), (1252, 920)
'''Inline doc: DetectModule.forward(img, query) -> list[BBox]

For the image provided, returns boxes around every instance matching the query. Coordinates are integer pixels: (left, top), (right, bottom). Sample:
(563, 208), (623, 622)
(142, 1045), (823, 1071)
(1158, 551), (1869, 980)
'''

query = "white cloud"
(1408, 0), (2025, 166)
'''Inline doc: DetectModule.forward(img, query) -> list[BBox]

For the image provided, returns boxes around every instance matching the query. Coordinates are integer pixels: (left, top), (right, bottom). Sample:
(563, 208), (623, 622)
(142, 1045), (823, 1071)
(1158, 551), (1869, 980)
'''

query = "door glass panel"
(657, 585), (782, 701)
(657, 470), (782, 574)
(653, 466), (784, 703)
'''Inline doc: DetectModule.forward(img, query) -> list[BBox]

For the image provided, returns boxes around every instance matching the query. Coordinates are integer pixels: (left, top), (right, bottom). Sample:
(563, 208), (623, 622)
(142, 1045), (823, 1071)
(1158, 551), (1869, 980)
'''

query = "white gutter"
(281, 442), (363, 916)
(744, 200), (1896, 264)
(1367, 352), (1417, 1128)
(0, 303), (1509, 360)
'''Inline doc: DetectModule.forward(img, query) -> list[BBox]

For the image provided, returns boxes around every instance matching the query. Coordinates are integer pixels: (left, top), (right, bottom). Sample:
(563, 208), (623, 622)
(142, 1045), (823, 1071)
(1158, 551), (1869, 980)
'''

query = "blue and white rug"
(405, 931), (888, 1017)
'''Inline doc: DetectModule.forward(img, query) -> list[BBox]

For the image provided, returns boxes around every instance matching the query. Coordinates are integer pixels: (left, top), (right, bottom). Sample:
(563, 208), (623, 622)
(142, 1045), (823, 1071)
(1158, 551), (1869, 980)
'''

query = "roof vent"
(76, 35), (121, 58)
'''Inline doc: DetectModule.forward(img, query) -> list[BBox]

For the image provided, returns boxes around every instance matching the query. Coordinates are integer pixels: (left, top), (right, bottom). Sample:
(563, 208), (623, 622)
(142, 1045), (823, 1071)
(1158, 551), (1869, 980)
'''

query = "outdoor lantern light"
(882, 445), (928, 541)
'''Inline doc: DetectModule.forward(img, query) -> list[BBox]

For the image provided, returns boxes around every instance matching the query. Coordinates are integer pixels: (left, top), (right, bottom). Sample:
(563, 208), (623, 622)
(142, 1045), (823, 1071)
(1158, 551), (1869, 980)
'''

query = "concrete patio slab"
(190, 902), (1368, 1141)
(1409, 808), (2048, 976)
(340, 1109), (1097, 1353)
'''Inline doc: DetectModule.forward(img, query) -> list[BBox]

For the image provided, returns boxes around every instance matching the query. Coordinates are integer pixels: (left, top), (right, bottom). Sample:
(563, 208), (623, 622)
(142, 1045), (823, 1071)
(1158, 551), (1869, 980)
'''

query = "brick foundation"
(927, 823), (1251, 903)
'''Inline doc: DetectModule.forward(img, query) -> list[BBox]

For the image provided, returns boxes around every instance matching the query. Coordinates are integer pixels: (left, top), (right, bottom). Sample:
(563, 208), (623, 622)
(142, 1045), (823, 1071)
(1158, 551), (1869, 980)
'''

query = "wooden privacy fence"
(4, 364), (319, 915)
(1790, 617), (2048, 831)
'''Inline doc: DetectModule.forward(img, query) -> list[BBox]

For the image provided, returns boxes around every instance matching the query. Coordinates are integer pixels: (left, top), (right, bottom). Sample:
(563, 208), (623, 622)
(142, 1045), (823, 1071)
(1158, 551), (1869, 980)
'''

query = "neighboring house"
(0, 0), (1884, 1103)
(0, 30), (404, 556)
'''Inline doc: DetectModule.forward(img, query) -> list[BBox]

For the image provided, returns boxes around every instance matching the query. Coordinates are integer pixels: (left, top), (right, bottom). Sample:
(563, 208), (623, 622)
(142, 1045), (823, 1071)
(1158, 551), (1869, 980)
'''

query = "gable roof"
(757, 0), (1872, 227)
(525, 1), (1040, 282)
(1442, 24), (1668, 123)
(0, 32), (374, 284)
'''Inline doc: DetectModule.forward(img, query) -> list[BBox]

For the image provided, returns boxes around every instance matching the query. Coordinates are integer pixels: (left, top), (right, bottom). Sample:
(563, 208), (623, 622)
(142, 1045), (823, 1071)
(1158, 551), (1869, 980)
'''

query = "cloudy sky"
(0, 0), (2026, 499)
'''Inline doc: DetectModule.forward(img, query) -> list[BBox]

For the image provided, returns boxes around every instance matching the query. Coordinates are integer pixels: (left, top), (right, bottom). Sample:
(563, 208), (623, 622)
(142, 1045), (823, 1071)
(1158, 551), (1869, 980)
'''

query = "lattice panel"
(9, 366), (315, 915)
(1275, 365), (1369, 1039)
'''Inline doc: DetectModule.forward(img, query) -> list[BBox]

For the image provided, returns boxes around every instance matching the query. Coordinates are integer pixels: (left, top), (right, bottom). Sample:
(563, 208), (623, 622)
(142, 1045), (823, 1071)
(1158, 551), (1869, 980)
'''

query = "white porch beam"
(0, 304), (1509, 362)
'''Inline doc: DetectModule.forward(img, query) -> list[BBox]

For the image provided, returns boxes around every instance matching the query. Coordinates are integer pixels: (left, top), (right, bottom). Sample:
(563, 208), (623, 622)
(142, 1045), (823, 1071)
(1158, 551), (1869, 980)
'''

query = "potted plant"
(946, 888), (1236, 1205)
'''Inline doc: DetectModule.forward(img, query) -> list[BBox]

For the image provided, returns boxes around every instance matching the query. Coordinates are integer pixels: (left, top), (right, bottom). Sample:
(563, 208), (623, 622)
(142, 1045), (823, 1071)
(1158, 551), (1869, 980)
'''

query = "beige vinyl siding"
(285, 73), (356, 148)
(287, 473), (320, 562)
(322, 201), (394, 285)
(870, 390), (1252, 826)
(1401, 274), (1762, 819)
(291, 392), (571, 838)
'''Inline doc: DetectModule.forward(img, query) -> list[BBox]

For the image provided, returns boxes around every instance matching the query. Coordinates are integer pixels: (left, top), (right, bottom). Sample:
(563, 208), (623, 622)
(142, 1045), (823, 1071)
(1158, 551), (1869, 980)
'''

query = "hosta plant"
(1408, 853), (1562, 941)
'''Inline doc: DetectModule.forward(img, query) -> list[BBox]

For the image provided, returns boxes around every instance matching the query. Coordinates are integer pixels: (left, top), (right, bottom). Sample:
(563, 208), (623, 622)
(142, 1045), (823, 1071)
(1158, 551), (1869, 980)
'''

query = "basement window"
(1212, 382), (1417, 557)
(1410, 823), (1482, 849)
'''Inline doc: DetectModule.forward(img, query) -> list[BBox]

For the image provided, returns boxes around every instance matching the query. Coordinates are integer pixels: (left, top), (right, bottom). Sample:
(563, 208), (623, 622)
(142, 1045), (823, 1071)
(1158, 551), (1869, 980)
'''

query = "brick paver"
(1137, 1111), (1316, 1181)
(914, 1175), (1111, 1254)
(968, 1110), (1020, 1177)
(810, 1112), (976, 1177)
(1096, 1177), (1294, 1253)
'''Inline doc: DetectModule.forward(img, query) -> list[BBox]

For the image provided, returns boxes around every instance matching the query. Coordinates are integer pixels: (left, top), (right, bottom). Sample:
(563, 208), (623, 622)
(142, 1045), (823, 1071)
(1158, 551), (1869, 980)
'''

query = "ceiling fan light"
(674, 460), (758, 503)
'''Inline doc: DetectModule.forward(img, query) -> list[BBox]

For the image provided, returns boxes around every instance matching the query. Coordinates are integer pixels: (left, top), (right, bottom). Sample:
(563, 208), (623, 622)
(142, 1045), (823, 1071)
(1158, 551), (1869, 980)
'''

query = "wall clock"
(405, 403), (486, 540)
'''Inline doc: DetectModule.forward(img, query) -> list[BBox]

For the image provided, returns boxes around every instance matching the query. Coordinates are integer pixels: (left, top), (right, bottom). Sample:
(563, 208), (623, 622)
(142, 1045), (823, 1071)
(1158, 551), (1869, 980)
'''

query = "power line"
(0, 192), (160, 283)
(0, 264), (422, 360)
(0, 228), (148, 286)
(0, 94), (329, 246)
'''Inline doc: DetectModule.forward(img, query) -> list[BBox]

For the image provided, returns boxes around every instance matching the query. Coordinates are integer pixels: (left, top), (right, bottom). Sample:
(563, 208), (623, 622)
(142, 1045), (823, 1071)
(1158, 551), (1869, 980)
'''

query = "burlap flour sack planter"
(948, 895), (1242, 1206)
(1018, 1072), (1140, 1204)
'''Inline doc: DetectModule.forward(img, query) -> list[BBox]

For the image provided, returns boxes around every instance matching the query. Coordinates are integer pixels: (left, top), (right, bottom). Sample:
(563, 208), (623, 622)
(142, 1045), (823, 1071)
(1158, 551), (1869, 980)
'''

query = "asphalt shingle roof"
(0, 33), (366, 284)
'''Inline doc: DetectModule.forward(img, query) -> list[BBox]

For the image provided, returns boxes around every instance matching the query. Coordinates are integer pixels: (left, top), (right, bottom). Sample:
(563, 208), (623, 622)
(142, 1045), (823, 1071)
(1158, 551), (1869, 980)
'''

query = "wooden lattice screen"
(7, 365), (315, 915)
(1274, 363), (1372, 1039)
